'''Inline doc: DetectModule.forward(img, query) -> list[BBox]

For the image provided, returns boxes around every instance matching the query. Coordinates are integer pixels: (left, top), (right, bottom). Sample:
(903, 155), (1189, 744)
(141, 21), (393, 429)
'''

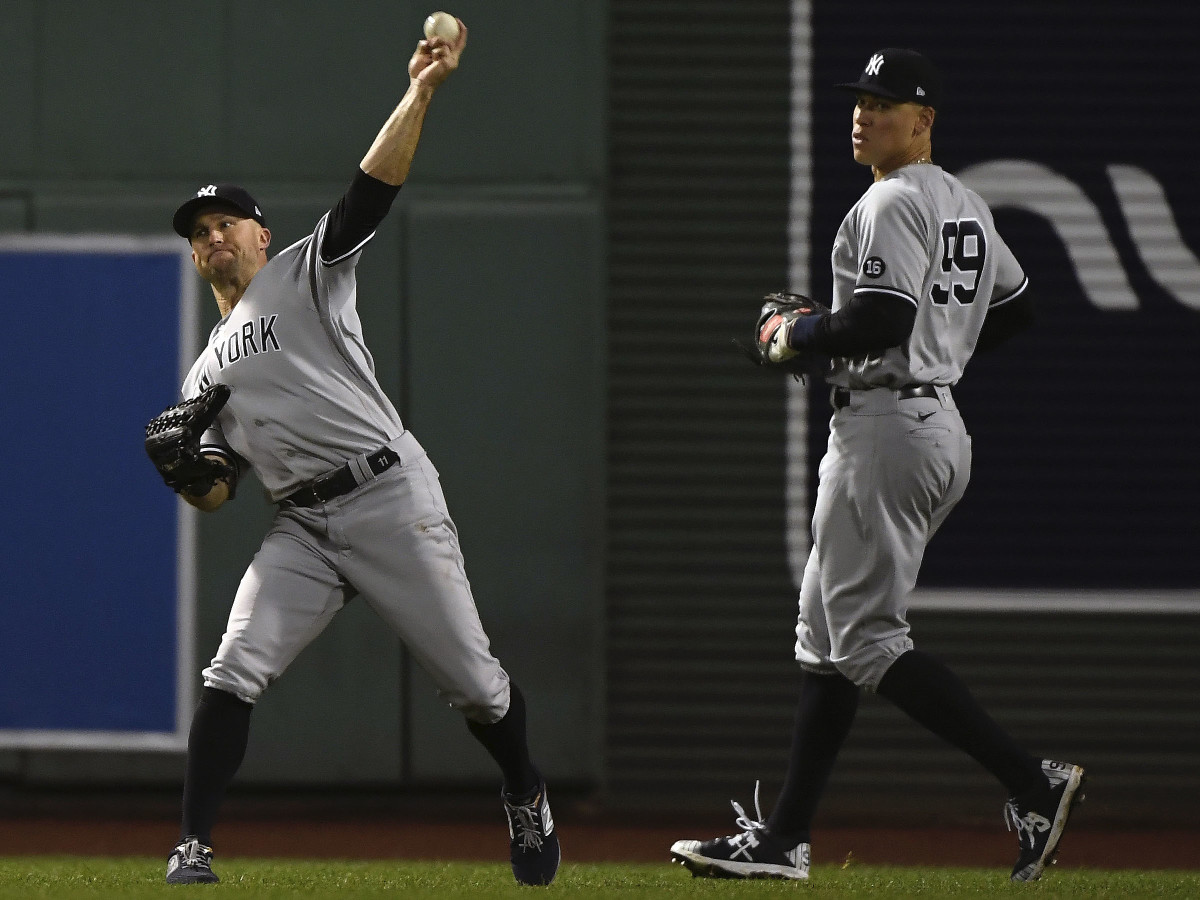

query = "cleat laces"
(508, 797), (546, 851)
(175, 839), (212, 869)
(727, 780), (767, 838)
(720, 777), (768, 854)
(1003, 800), (1051, 849)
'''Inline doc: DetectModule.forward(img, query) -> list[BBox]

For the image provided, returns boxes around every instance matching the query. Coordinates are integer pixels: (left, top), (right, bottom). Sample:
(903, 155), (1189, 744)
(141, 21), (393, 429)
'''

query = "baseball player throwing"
(670, 48), (1084, 883)
(151, 19), (559, 887)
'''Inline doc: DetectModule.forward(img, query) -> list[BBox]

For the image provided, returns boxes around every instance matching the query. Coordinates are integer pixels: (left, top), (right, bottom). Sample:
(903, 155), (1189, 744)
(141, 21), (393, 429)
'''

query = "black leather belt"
(831, 384), (940, 410)
(284, 447), (400, 507)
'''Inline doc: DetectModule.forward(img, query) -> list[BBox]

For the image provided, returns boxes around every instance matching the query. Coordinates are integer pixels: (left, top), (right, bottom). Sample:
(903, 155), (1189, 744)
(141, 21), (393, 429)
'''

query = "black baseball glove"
(734, 291), (831, 380)
(145, 384), (236, 496)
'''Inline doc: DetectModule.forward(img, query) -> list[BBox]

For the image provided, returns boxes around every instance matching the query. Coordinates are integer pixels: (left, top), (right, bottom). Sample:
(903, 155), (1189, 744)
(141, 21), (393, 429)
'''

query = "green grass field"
(0, 859), (1196, 900)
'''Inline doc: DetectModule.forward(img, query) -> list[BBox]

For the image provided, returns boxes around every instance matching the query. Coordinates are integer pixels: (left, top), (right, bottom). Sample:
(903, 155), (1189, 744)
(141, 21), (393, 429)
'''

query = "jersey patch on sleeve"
(862, 256), (887, 278)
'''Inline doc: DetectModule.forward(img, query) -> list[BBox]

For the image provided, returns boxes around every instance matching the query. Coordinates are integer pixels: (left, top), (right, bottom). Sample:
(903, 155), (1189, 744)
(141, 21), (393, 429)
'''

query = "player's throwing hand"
(410, 17), (468, 89)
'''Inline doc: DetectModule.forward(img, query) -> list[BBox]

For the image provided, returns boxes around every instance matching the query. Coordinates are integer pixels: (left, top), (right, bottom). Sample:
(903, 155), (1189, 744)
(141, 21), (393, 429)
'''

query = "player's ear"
(915, 106), (935, 135)
(258, 226), (271, 251)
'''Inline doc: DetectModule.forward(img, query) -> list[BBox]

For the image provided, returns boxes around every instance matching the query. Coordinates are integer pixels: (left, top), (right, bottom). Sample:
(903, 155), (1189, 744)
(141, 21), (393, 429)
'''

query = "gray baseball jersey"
(828, 163), (1027, 390)
(795, 162), (1028, 689)
(181, 210), (510, 719)
(182, 214), (401, 501)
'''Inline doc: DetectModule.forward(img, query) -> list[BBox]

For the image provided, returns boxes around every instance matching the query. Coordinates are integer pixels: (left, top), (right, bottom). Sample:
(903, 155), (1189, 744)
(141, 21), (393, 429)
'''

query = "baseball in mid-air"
(423, 11), (460, 42)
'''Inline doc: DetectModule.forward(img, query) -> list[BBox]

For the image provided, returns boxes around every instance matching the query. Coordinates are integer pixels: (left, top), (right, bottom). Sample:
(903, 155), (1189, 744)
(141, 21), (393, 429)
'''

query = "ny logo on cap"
(196, 184), (218, 198)
(865, 53), (884, 76)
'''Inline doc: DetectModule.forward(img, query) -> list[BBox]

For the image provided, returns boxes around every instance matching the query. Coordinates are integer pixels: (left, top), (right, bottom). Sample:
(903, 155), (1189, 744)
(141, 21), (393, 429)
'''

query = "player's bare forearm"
(361, 20), (467, 186)
(360, 85), (434, 186)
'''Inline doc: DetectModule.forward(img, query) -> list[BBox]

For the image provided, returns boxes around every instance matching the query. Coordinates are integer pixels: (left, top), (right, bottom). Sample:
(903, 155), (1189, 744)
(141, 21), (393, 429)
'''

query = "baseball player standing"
(670, 49), (1084, 883)
(153, 20), (559, 887)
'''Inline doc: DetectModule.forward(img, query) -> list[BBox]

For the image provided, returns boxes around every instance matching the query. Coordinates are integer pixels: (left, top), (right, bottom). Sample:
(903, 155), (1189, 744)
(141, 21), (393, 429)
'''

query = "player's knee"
(199, 684), (255, 712)
(443, 675), (510, 725)
(833, 637), (915, 691)
(799, 661), (841, 678)
(831, 660), (878, 689)
(202, 661), (267, 705)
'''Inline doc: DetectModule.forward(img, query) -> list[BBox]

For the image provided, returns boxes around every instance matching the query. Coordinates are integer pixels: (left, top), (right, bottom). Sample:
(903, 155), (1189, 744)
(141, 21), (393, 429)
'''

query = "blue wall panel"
(0, 238), (193, 745)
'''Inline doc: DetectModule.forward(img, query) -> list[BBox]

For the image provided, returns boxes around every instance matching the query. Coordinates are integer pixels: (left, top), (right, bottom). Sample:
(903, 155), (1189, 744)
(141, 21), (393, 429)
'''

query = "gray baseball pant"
(203, 431), (511, 723)
(794, 385), (971, 690)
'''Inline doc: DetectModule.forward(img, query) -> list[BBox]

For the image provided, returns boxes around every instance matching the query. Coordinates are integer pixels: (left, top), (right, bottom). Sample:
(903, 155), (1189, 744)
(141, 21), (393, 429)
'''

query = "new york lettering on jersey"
(212, 315), (281, 370)
(182, 226), (402, 501)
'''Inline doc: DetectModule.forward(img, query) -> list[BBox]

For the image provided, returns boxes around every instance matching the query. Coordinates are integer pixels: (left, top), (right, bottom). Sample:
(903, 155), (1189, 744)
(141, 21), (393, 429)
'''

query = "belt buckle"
(309, 471), (340, 503)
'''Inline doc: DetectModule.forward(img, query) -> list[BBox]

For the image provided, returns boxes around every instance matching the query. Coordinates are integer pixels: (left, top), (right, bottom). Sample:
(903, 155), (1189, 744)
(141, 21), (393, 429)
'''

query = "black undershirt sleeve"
(805, 290), (917, 357)
(799, 288), (1033, 358)
(975, 291), (1034, 352)
(319, 168), (403, 264)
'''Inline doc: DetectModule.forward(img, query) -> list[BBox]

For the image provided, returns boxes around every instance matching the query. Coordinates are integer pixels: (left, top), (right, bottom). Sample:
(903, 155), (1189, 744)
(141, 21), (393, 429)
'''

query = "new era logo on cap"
(835, 48), (943, 109)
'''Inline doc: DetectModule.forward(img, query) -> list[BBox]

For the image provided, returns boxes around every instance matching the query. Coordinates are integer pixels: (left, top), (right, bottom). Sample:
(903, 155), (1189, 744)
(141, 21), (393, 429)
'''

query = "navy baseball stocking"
(180, 687), (253, 845)
(765, 671), (860, 844)
(466, 681), (539, 797)
(876, 649), (1045, 795)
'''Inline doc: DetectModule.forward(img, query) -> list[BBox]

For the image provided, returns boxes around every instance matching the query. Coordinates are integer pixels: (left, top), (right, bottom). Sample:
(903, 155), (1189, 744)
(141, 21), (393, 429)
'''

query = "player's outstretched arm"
(360, 18), (468, 186)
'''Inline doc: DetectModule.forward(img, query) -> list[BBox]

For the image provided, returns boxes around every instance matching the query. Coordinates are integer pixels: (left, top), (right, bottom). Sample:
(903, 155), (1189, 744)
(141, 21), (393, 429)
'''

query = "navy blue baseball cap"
(835, 48), (943, 109)
(173, 183), (266, 238)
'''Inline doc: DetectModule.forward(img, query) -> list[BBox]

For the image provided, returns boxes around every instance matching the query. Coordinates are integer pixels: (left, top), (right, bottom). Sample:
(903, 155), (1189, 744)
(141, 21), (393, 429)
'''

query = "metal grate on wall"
(604, 0), (800, 808)
(822, 610), (1200, 828)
